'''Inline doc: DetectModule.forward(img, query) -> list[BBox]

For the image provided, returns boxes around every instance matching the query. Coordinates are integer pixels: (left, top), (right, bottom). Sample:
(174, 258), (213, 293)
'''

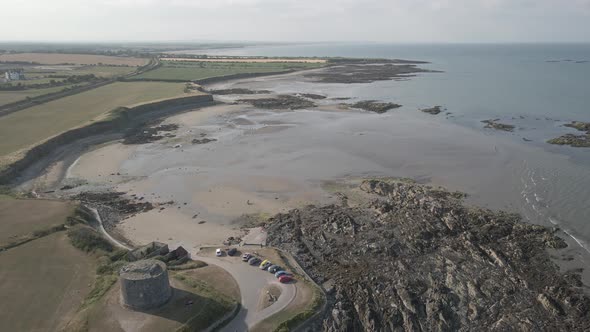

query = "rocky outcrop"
(266, 179), (589, 331)
(238, 95), (316, 110)
(304, 62), (434, 84)
(209, 88), (271, 95)
(349, 101), (402, 114)
(548, 121), (590, 147)
(420, 106), (443, 115)
(482, 119), (515, 132)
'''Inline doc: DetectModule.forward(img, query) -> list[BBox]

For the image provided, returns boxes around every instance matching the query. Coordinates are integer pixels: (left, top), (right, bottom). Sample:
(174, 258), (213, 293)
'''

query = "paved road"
(193, 252), (297, 331)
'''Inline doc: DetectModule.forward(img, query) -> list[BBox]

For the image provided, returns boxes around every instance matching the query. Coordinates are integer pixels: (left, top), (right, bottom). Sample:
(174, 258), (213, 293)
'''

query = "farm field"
(0, 52), (149, 66)
(0, 84), (79, 105)
(133, 60), (324, 81)
(0, 81), (189, 156)
(0, 196), (75, 246)
(162, 57), (327, 63)
(0, 197), (95, 332)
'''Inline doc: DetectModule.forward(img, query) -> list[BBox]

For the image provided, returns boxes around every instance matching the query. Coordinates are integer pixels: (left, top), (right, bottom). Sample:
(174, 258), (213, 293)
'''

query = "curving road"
(193, 252), (297, 331)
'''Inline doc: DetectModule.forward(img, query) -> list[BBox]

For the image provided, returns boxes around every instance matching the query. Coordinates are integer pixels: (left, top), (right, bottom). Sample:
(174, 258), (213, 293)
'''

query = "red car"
(279, 275), (293, 283)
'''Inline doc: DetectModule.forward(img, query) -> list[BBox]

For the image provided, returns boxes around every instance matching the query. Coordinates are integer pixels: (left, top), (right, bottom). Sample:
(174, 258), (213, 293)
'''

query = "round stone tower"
(119, 259), (172, 309)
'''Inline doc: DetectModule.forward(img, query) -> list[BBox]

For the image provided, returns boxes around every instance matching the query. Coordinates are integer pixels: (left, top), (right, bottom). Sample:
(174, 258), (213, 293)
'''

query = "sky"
(1, 0), (590, 43)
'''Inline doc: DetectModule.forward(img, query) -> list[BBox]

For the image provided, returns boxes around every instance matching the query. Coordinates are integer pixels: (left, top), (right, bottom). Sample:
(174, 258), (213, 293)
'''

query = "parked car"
(227, 248), (237, 256)
(279, 275), (294, 283)
(259, 259), (270, 267)
(268, 265), (281, 273)
(242, 253), (252, 261)
(249, 257), (261, 265)
(275, 271), (292, 278)
(260, 261), (272, 270)
(215, 248), (222, 257)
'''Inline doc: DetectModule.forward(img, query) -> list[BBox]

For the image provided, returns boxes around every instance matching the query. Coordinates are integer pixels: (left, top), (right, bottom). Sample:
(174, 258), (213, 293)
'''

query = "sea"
(177, 43), (590, 259)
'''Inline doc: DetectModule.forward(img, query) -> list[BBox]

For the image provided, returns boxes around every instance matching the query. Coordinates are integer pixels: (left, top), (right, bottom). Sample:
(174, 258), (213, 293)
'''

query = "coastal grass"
(132, 60), (324, 81)
(0, 81), (188, 156)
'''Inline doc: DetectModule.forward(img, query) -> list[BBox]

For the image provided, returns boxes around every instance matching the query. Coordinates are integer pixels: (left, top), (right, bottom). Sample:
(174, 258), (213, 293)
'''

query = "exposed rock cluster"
(349, 100), (402, 114)
(266, 179), (589, 331)
(482, 119), (515, 132)
(304, 62), (433, 84)
(548, 121), (590, 147)
(209, 88), (271, 95)
(238, 95), (316, 110)
(420, 106), (443, 115)
(123, 123), (179, 145)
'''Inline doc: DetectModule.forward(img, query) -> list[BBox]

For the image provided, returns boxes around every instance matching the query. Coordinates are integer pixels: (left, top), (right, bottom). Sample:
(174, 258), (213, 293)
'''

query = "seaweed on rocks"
(349, 100), (402, 114)
(74, 192), (153, 231)
(209, 88), (271, 95)
(237, 95), (316, 110)
(305, 62), (434, 84)
(266, 179), (589, 331)
(123, 123), (179, 145)
(420, 106), (443, 115)
(548, 121), (590, 147)
(482, 119), (515, 132)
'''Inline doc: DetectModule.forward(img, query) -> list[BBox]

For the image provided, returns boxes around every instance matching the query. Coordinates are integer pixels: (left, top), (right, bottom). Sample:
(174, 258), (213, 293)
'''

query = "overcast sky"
(2, 0), (590, 43)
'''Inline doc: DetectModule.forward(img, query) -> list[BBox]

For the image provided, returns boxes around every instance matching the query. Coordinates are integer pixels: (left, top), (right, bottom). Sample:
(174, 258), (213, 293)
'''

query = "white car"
(215, 248), (222, 256)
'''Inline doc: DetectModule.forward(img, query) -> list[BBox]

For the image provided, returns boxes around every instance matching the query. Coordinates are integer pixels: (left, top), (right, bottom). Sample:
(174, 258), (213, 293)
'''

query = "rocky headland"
(266, 179), (589, 331)
(304, 61), (434, 84)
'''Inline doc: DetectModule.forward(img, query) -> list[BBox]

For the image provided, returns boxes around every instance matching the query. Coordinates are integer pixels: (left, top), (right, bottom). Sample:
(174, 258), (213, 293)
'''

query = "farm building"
(4, 69), (24, 81)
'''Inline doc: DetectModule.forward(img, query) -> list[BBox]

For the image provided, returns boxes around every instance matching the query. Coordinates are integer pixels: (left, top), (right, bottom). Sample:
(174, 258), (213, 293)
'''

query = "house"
(4, 69), (25, 81)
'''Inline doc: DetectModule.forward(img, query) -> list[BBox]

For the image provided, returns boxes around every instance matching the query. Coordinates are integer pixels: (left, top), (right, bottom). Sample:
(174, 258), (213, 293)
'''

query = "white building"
(4, 69), (24, 81)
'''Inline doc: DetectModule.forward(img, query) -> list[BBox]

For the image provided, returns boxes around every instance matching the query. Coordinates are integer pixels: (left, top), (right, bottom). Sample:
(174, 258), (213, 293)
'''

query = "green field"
(133, 60), (323, 81)
(0, 81), (188, 156)
(0, 84), (81, 105)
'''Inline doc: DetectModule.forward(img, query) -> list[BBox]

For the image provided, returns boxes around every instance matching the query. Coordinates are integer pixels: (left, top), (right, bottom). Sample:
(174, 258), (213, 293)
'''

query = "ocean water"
(178, 43), (590, 257)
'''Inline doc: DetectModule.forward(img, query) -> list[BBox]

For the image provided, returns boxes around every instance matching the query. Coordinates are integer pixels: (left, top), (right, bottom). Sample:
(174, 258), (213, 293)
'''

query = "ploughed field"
(132, 60), (324, 81)
(0, 53), (149, 66)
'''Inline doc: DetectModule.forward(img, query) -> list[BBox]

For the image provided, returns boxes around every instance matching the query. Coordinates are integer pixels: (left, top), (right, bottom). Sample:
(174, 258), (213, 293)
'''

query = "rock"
(266, 179), (590, 331)
(482, 119), (515, 132)
(298, 93), (327, 100)
(349, 100), (402, 114)
(238, 95), (316, 110)
(123, 123), (179, 145)
(209, 88), (271, 95)
(548, 121), (590, 147)
(191, 138), (217, 144)
(304, 61), (435, 84)
(420, 106), (443, 115)
(564, 121), (590, 132)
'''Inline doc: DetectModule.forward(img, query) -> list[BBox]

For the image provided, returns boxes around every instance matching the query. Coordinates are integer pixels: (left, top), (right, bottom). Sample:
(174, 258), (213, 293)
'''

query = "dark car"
(227, 248), (237, 256)
(268, 265), (281, 273)
(275, 271), (292, 278)
(248, 257), (261, 266)
(279, 275), (294, 283)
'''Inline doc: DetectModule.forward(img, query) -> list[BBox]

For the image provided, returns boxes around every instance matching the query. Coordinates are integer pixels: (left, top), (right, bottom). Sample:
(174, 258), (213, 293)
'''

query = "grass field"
(0, 197), (95, 332)
(0, 84), (79, 105)
(0, 197), (75, 247)
(0, 81), (189, 156)
(0, 53), (148, 66)
(133, 60), (324, 81)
